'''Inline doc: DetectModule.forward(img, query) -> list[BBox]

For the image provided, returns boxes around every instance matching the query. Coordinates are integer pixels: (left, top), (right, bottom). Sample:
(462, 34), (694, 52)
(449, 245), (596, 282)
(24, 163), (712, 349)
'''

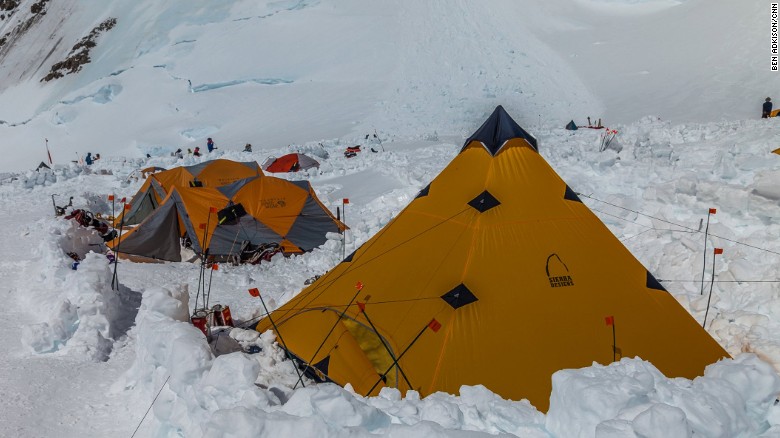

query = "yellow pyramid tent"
(256, 106), (728, 411)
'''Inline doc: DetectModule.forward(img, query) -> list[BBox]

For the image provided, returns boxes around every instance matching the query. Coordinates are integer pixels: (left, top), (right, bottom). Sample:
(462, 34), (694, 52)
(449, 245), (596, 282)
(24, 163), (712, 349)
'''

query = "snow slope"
(0, 0), (780, 437)
(1, 0), (772, 173)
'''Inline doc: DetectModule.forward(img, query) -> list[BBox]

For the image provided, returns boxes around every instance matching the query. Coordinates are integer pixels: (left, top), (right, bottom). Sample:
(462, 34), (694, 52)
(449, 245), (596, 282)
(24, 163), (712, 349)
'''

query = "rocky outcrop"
(41, 17), (116, 82)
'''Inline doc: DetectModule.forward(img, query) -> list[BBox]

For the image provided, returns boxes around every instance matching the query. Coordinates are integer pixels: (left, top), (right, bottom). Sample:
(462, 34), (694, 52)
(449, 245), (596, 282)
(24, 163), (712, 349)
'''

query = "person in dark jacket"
(193, 147), (201, 157)
(85, 152), (93, 165)
(207, 137), (217, 152)
(763, 97), (773, 118)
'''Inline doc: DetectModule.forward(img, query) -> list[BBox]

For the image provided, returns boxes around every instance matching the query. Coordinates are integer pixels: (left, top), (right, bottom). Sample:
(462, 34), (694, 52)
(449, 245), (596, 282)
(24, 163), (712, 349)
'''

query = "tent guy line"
(580, 192), (780, 257)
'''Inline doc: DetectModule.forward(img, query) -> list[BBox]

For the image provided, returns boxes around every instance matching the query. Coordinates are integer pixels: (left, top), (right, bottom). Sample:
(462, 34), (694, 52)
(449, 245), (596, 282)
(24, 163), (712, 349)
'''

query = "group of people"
(168, 138), (253, 159)
(85, 152), (100, 165)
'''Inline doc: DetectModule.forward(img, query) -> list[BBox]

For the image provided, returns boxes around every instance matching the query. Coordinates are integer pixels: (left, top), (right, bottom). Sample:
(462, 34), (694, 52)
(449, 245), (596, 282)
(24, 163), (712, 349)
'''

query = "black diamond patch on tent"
(646, 271), (667, 292)
(415, 184), (431, 199)
(441, 283), (478, 309)
(564, 186), (583, 203)
(468, 190), (500, 213)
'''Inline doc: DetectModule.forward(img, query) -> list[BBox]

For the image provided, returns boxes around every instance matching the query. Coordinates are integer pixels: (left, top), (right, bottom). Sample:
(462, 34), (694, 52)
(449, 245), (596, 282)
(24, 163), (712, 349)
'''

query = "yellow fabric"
(258, 137), (728, 411)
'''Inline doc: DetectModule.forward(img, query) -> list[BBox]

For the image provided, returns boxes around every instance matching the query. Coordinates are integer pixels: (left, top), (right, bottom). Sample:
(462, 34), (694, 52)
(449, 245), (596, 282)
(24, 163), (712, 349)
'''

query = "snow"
(0, 0), (778, 437)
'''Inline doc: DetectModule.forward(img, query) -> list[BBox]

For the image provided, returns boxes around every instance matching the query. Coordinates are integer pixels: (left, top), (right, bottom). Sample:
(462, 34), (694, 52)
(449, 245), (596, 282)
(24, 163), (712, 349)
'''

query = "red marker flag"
(124, 204), (132, 210)
(108, 195), (114, 201)
(709, 208), (717, 214)
(209, 206), (217, 213)
(355, 281), (363, 291)
(199, 223), (207, 230)
(343, 198), (350, 204)
(357, 302), (366, 312)
(121, 197), (126, 203)
(605, 316), (614, 326)
(714, 248), (723, 255)
(248, 288), (260, 297)
(428, 318), (442, 332)
(211, 263), (219, 271)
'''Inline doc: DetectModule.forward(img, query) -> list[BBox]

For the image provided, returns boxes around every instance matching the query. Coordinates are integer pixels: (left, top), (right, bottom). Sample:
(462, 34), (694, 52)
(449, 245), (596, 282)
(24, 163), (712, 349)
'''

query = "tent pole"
(111, 199), (129, 291)
(195, 209), (214, 312)
(612, 320), (617, 362)
(295, 285), (363, 390)
(256, 292), (306, 388)
(359, 304), (413, 390)
(367, 320), (435, 395)
(205, 263), (216, 309)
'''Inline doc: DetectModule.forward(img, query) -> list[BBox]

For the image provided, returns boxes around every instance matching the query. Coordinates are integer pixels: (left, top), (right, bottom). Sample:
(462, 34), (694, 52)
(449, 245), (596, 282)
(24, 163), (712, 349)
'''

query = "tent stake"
(702, 248), (723, 328)
(700, 208), (716, 295)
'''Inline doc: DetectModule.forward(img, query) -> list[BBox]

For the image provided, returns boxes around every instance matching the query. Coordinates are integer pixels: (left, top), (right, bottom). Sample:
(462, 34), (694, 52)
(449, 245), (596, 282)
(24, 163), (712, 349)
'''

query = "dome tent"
(112, 174), (345, 262)
(116, 159), (262, 226)
(262, 153), (320, 173)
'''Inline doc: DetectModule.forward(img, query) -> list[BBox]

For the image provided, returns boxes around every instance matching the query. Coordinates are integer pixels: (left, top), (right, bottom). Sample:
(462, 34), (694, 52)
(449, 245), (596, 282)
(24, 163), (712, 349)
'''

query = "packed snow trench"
(0, 0), (779, 437)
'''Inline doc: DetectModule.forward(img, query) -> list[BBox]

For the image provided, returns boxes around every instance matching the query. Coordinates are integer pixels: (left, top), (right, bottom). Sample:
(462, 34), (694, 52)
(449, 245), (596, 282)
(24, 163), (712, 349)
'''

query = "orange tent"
(116, 159), (263, 226)
(262, 153), (320, 173)
(111, 175), (345, 262)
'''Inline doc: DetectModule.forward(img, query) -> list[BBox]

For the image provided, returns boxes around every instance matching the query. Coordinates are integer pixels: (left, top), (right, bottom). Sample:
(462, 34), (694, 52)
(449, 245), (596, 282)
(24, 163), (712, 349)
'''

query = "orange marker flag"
(605, 316), (614, 326)
(248, 288), (260, 297)
(714, 248), (723, 255)
(357, 302), (366, 312)
(709, 208), (717, 214)
(209, 206), (217, 213)
(108, 195), (114, 201)
(355, 281), (363, 291)
(211, 263), (219, 271)
(199, 223), (207, 230)
(124, 204), (131, 210)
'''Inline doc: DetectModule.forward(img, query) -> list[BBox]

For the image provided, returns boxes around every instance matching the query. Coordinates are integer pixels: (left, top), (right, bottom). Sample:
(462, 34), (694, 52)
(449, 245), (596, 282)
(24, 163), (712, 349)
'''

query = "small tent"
(256, 105), (728, 411)
(262, 153), (320, 173)
(771, 109), (780, 118)
(565, 120), (578, 130)
(117, 159), (263, 226)
(112, 175), (345, 262)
